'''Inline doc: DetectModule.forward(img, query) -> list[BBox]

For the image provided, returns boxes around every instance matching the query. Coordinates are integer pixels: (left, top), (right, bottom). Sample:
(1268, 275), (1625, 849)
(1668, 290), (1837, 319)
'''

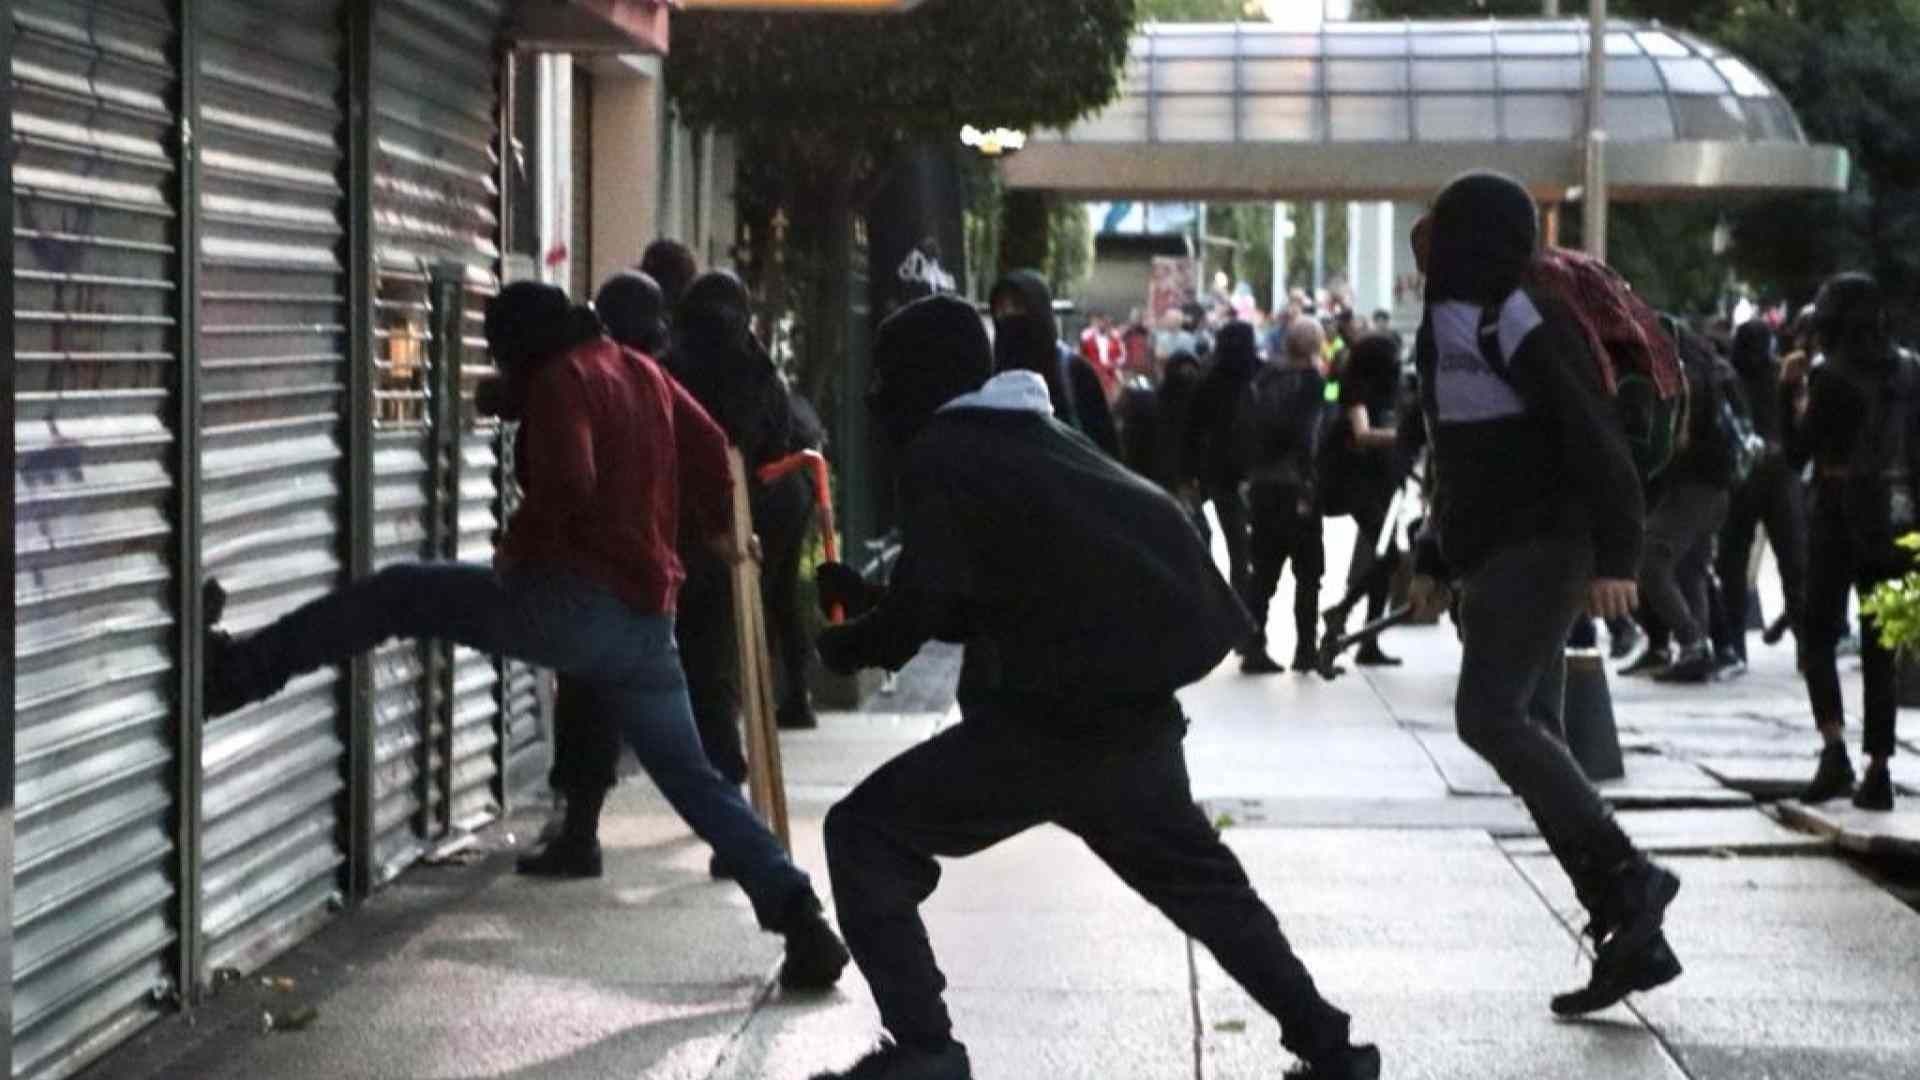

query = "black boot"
(778, 698), (820, 731)
(1652, 642), (1715, 684)
(1801, 742), (1856, 804)
(1291, 643), (1320, 675)
(1551, 856), (1682, 1016)
(1284, 1044), (1381, 1080)
(1242, 646), (1286, 675)
(517, 787), (607, 879)
(1551, 931), (1683, 1017)
(1618, 645), (1672, 678)
(809, 1039), (971, 1080)
(780, 894), (851, 991)
(1854, 760), (1895, 812)
(1354, 641), (1401, 667)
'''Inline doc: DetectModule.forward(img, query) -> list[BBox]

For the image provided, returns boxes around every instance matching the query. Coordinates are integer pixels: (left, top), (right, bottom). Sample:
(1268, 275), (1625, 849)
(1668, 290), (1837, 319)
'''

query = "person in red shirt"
(200, 281), (849, 991)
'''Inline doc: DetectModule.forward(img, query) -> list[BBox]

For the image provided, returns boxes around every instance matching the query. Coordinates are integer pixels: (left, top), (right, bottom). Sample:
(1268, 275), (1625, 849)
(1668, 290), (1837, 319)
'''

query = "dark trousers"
(548, 678), (622, 795)
(1205, 479), (1252, 598)
(1716, 458), (1809, 661)
(824, 701), (1352, 1061)
(1639, 482), (1730, 647)
(678, 556), (746, 786)
(1243, 484), (1324, 655)
(1803, 490), (1901, 758)
(1459, 537), (1630, 909)
(753, 473), (815, 718)
(1341, 491), (1400, 624)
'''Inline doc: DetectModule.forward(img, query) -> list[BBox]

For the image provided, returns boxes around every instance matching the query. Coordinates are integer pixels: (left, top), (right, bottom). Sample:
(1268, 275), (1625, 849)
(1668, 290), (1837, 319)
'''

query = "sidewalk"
(94, 623), (1920, 1080)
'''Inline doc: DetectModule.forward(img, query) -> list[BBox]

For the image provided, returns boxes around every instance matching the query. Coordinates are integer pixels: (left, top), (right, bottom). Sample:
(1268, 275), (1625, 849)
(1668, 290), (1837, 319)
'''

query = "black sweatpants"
(1639, 482), (1730, 648)
(1342, 489), (1400, 624)
(1244, 484), (1324, 655)
(824, 699), (1352, 1062)
(1716, 458), (1808, 662)
(678, 554), (746, 786)
(548, 677), (621, 796)
(1803, 486), (1901, 759)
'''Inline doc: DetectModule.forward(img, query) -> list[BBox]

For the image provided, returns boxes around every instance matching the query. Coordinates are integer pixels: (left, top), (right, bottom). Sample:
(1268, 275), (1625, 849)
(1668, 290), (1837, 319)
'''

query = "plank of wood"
(729, 450), (791, 848)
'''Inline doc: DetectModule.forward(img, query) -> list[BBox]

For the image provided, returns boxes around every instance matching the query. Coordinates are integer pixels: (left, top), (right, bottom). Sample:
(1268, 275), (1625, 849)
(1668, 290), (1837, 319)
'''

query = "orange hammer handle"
(756, 450), (844, 623)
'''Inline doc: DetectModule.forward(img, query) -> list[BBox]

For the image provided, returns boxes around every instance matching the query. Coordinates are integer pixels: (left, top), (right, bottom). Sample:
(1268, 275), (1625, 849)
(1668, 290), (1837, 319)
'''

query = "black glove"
(815, 560), (882, 620)
(816, 623), (866, 676)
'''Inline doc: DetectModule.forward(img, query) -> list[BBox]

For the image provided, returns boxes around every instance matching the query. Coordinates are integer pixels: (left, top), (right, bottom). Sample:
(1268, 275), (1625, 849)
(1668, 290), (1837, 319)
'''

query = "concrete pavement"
(91, 609), (1920, 1079)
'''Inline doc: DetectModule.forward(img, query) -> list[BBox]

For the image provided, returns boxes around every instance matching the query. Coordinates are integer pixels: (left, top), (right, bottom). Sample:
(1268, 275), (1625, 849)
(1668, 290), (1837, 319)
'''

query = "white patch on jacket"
(938, 370), (1055, 417)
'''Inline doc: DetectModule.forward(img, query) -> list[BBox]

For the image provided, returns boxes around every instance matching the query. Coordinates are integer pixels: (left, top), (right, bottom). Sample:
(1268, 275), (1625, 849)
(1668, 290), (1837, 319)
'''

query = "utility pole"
(1582, 0), (1608, 260)
(1543, 0), (1560, 15)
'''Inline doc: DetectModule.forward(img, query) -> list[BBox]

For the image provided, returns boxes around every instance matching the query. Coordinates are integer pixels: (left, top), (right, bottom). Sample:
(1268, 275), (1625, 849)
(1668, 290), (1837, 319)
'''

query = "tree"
(1136, 0), (1265, 19)
(668, 2), (1139, 405)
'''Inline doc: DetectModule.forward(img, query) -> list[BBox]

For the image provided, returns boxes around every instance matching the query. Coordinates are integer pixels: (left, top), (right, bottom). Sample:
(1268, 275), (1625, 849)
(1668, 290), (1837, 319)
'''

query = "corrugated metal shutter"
(9, 1), (181, 1074)
(368, 0), (510, 869)
(193, 0), (348, 980)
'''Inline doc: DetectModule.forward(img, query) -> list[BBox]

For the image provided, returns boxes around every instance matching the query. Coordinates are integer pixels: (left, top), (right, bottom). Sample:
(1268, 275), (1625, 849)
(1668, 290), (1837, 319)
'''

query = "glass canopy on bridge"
(1005, 19), (1850, 202)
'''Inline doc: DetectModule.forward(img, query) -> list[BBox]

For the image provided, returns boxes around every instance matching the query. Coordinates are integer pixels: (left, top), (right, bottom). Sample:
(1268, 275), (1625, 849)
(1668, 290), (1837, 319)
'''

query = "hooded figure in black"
(1183, 320), (1262, 604)
(1714, 320), (1807, 671)
(668, 271), (823, 742)
(989, 270), (1121, 458)
(1789, 272), (1914, 812)
(1409, 171), (1682, 1018)
(804, 294), (1377, 1080)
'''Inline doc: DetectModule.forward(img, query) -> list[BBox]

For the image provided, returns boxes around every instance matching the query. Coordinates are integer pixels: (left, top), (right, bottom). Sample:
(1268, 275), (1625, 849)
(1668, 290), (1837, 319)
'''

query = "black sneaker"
(1354, 642), (1401, 667)
(1291, 645), (1320, 675)
(1551, 931), (1683, 1016)
(809, 1039), (971, 1080)
(1802, 742), (1856, 804)
(780, 902), (851, 991)
(1618, 646), (1672, 678)
(1854, 762), (1895, 812)
(1284, 1044), (1382, 1080)
(515, 837), (603, 879)
(1711, 652), (1748, 682)
(1653, 643), (1715, 684)
(1242, 650), (1286, 675)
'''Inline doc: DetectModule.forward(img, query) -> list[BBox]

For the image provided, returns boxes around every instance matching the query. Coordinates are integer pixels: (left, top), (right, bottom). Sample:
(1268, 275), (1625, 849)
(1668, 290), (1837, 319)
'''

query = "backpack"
(1714, 365), (1764, 487)
(1231, 364), (1325, 489)
(1522, 247), (1689, 481)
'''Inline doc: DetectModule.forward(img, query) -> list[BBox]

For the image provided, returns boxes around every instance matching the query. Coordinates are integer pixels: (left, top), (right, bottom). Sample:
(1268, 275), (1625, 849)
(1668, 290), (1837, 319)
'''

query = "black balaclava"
(1813, 272), (1890, 373)
(1211, 320), (1258, 380)
(640, 239), (699, 313)
(677, 270), (756, 354)
(870, 294), (993, 450)
(989, 269), (1069, 410)
(1424, 171), (1539, 306)
(1727, 319), (1776, 381)
(594, 270), (668, 356)
(481, 281), (604, 420)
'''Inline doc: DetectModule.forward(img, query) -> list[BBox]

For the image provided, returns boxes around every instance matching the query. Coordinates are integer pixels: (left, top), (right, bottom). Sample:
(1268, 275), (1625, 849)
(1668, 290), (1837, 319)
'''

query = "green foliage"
(1048, 199), (1096, 298)
(1136, 0), (1263, 20)
(1861, 534), (1920, 654)
(1206, 202), (1276, 310)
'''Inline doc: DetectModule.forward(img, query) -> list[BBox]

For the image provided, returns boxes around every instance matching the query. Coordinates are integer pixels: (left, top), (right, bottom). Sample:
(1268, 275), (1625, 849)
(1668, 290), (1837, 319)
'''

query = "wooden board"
(729, 450), (791, 848)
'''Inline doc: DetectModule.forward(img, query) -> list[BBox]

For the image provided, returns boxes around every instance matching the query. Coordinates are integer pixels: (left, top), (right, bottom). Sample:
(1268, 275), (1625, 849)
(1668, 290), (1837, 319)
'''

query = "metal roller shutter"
(368, 0), (510, 862)
(192, 0), (349, 980)
(9, 1), (181, 1074)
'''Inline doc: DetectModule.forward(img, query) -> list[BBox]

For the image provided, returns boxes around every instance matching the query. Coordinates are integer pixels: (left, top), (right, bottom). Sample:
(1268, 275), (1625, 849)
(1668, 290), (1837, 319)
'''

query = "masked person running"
(200, 281), (850, 991)
(804, 295), (1378, 1080)
(1406, 173), (1683, 1016)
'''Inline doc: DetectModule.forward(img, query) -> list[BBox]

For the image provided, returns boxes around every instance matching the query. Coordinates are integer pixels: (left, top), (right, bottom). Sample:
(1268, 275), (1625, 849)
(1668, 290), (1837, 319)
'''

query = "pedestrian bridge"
(1001, 18), (1850, 203)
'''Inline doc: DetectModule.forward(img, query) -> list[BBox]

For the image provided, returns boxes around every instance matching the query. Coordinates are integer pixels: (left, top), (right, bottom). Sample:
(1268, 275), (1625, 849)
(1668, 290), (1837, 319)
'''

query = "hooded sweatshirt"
(991, 271), (1121, 458)
(838, 297), (1251, 725)
(1728, 320), (1784, 449)
(1185, 321), (1261, 488)
(1414, 172), (1644, 580)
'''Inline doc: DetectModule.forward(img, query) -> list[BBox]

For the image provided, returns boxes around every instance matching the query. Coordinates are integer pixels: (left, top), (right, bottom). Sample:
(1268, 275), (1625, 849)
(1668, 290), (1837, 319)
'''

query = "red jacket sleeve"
(504, 362), (597, 565)
(669, 374), (736, 544)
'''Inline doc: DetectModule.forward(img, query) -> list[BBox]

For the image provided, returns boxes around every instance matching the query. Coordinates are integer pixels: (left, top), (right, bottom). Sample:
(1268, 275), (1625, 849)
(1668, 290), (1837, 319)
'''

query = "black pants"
(1243, 484), (1324, 655)
(1803, 488), (1901, 759)
(1205, 479), (1252, 599)
(752, 473), (815, 718)
(1716, 458), (1808, 662)
(548, 678), (622, 795)
(1459, 536), (1631, 911)
(824, 700), (1352, 1062)
(1639, 482), (1730, 647)
(1341, 489), (1399, 624)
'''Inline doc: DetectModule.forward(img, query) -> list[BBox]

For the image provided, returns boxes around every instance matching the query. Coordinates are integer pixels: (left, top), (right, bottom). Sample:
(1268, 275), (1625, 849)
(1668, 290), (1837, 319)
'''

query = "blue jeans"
(224, 561), (813, 929)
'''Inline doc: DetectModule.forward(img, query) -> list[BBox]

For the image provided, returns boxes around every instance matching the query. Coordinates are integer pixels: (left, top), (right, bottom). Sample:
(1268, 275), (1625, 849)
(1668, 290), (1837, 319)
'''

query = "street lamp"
(961, 125), (1028, 158)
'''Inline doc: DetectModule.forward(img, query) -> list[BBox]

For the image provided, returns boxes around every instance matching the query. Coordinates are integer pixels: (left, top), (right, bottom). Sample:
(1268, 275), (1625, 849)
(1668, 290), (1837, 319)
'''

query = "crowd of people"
(190, 167), (1917, 1079)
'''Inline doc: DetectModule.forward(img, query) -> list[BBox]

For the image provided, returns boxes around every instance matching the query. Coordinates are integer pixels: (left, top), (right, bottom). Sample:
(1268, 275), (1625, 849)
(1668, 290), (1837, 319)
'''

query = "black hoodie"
(1185, 321), (1261, 488)
(1414, 172), (1644, 580)
(1728, 320), (1783, 449)
(990, 271), (1121, 458)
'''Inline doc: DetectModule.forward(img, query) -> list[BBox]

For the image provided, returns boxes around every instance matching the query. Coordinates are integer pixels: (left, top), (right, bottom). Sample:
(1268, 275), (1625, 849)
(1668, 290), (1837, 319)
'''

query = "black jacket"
(834, 402), (1251, 721)
(1185, 322), (1261, 488)
(1415, 173), (1644, 581)
(990, 271), (1121, 458)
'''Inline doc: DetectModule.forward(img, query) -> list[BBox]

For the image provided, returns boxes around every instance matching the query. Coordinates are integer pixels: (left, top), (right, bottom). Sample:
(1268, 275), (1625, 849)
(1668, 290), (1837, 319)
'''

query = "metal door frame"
(1, 0), (19, 1062)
